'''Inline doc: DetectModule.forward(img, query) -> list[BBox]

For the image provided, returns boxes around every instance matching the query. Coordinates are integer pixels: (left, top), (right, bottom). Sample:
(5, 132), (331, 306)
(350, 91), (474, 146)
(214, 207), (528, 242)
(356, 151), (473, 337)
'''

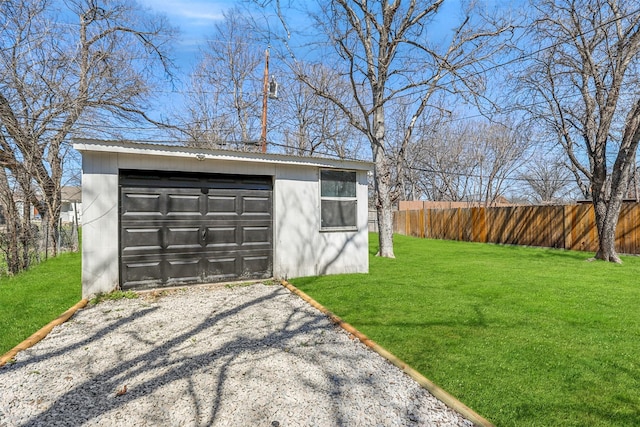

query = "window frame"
(319, 168), (358, 232)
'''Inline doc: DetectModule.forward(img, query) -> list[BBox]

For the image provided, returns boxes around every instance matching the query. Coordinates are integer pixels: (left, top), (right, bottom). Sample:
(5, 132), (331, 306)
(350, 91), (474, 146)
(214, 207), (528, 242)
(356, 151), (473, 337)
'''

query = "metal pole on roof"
(260, 48), (269, 154)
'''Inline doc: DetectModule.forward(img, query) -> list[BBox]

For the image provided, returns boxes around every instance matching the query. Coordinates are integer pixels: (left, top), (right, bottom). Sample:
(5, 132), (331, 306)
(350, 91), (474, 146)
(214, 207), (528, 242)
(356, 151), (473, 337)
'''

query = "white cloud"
(137, 0), (228, 22)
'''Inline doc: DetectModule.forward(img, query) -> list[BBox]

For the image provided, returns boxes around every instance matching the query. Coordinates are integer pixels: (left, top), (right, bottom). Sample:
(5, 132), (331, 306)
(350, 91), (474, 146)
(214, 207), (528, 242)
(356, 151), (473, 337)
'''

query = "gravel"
(0, 283), (473, 426)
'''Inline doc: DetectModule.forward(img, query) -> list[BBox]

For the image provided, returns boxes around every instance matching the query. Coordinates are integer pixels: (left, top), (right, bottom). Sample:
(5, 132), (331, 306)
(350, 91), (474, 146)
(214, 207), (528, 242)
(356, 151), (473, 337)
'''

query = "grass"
(0, 251), (81, 356)
(291, 234), (640, 427)
(89, 290), (138, 305)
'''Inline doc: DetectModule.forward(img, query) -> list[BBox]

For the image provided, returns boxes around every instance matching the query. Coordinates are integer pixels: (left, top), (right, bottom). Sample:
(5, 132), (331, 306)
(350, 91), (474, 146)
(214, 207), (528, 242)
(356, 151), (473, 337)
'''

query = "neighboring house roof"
(61, 186), (82, 203)
(11, 187), (81, 203)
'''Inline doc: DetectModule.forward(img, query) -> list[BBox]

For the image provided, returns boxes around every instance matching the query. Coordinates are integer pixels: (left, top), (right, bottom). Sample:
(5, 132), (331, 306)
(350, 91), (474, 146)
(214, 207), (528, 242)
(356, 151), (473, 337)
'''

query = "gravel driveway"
(0, 283), (473, 426)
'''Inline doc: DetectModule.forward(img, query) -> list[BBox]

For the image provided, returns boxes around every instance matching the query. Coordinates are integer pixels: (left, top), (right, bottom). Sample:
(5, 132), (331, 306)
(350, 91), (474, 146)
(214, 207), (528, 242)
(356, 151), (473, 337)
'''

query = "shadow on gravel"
(11, 287), (364, 426)
(5, 306), (160, 369)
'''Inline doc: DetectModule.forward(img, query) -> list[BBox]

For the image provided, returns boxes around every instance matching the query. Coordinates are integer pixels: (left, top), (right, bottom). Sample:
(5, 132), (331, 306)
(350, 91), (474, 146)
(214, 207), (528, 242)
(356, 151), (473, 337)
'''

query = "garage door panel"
(166, 227), (202, 250)
(207, 195), (237, 214)
(120, 171), (272, 290)
(204, 256), (238, 280)
(241, 255), (271, 277)
(242, 196), (271, 215)
(203, 252), (271, 280)
(121, 260), (163, 288)
(205, 226), (237, 247)
(165, 259), (201, 283)
(167, 194), (202, 215)
(122, 193), (162, 216)
(122, 228), (163, 252)
(242, 226), (271, 245)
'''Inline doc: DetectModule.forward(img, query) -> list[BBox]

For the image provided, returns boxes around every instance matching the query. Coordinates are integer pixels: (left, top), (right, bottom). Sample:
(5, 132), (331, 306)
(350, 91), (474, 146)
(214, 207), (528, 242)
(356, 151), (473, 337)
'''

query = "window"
(320, 169), (357, 230)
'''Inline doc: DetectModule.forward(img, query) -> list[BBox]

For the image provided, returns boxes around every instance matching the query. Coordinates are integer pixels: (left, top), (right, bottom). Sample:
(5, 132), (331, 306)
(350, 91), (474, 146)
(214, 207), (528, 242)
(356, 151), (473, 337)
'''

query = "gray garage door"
(119, 170), (273, 290)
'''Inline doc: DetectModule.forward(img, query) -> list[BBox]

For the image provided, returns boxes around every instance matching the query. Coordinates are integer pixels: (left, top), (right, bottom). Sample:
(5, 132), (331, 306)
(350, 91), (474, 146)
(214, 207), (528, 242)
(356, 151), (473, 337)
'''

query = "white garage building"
(74, 139), (371, 298)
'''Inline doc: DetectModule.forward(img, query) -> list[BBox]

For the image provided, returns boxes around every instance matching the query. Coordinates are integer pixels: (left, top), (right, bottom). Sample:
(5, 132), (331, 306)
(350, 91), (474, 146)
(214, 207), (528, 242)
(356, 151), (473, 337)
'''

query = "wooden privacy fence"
(393, 203), (640, 254)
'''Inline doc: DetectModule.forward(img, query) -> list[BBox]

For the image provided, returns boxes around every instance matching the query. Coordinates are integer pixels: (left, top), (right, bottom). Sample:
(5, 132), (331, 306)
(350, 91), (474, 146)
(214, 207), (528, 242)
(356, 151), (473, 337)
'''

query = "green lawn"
(0, 251), (82, 356)
(291, 234), (640, 427)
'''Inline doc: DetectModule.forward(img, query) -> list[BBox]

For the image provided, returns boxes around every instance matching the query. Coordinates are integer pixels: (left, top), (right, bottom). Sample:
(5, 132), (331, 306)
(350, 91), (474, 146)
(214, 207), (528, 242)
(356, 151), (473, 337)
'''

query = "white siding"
(81, 152), (119, 297)
(116, 154), (277, 177)
(273, 165), (320, 278)
(273, 166), (368, 278)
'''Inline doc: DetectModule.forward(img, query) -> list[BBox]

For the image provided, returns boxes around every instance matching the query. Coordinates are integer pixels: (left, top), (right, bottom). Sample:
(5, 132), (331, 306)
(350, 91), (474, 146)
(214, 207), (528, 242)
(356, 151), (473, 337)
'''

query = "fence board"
(444, 209), (459, 241)
(616, 204), (628, 253)
(408, 210), (421, 237)
(471, 207), (487, 243)
(392, 203), (640, 255)
(550, 206), (565, 249)
(566, 204), (597, 252)
(394, 210), (406, 235)
(460, 208), (473, 241)
(430, 209), (443, 240)
(617, 204), (640, 254)
(423, 209), (431, 239)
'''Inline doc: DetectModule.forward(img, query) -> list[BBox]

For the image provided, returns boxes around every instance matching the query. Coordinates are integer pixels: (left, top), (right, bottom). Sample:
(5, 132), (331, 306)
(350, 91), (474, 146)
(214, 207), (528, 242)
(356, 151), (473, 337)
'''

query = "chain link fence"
(0, 220), (80, 277)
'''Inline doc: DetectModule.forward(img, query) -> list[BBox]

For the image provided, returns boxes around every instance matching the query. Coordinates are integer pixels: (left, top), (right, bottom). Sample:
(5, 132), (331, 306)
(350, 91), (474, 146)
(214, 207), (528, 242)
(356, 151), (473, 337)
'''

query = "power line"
(406, 165), (577, 185)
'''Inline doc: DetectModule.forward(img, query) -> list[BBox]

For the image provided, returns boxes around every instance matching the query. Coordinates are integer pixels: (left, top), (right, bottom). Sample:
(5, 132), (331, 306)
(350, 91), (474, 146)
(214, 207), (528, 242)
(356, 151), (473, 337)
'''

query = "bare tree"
(466, 121), (532, 206)
(0, 167), (38, 274)
(177, 7), (367, 160)
(269, 0), (511, 257)
(269, 64), (363, 159)
(0, 0), (175, 265)
(395, 117), (531, 206)
(520, 156), (574, 204)
(386, 102), (456, 202)
(179, 8), (263, 150)
(426, 123), (479, 203)
(521, 0), (640, 262)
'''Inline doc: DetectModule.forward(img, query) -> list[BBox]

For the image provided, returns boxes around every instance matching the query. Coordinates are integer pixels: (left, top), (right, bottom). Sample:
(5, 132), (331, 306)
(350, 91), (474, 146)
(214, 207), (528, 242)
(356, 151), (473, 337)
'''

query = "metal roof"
(73, 139), (373, 171)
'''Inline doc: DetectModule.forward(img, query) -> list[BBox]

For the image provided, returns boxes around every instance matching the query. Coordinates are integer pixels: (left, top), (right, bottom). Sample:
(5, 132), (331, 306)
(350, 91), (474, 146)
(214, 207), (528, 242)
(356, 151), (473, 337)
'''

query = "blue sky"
(134, 0), (518, 76)
(136, 0), (235, 72)
(129, 0), (522, 139)
(137, 0), (230, 34)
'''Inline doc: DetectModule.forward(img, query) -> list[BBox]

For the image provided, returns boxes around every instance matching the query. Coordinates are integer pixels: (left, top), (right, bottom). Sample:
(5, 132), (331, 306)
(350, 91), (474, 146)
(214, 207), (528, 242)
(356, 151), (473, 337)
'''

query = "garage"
(74, 139), (371, 298)
(119, 170), (272, 290)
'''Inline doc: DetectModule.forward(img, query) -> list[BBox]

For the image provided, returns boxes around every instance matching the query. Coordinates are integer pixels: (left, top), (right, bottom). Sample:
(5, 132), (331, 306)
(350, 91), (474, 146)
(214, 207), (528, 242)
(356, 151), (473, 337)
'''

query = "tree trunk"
(374, 155), (395, 258)
(591, 149), (634, 263)
(371, 139), (398, 259)
(591, 158), (623, 262)
(593, 196), (623, 263)
(372, 106), (395, 258)
(40, 184), (61, 258)
(0, 169), (21, 274)
(21, 201), (32, 271)
(41, 211), (59, 259)
(593, 101), (640, 263)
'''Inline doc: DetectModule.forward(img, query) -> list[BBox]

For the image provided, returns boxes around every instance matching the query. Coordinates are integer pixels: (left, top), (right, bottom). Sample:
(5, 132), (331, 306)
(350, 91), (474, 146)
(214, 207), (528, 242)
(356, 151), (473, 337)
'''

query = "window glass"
(321, 200), (357, 228)
(320, 169), (357, 230)
(320, 170), (356, 198)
